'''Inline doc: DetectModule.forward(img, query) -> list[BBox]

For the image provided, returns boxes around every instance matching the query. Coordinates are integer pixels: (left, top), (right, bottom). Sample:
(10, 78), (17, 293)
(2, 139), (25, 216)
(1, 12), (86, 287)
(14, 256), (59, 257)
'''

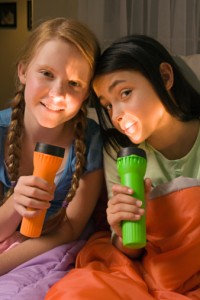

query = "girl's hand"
(107, 178), (152, 238)
(13, 176), (55, 218)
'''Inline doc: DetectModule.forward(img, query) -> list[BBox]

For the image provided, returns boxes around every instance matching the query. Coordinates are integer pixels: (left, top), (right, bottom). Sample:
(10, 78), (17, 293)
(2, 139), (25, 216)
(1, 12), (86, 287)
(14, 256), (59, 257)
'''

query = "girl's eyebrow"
(108, 79), (126, 92)
(97, 79), (126, 101)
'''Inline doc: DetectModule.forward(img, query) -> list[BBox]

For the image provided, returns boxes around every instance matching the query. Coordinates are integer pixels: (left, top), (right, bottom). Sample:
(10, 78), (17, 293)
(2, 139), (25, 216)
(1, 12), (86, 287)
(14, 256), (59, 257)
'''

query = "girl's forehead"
(34, 39), (79, 57)
(30, 40), (88, 67)
(93, 71), (130, 96)
(94, 70), (142, 85)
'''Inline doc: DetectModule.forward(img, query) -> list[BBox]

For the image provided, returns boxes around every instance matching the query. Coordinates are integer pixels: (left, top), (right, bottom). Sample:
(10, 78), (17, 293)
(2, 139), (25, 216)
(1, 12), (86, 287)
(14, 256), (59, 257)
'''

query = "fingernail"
(139, 208), (144, 214)
(136, 200), (142, 207)
(134, 214), (141, 220)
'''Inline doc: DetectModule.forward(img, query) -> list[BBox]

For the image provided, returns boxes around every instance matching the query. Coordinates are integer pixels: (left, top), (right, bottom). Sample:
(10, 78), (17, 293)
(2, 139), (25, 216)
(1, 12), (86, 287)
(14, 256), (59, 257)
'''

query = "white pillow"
(174, 54), (200, 93)
(180, 54), (200, 81)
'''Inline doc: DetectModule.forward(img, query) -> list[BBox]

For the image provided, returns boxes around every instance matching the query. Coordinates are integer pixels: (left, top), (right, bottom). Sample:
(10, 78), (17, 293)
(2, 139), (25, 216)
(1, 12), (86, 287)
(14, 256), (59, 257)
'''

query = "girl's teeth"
(126, 125), (135, 134)
(46, 104), (62, 111)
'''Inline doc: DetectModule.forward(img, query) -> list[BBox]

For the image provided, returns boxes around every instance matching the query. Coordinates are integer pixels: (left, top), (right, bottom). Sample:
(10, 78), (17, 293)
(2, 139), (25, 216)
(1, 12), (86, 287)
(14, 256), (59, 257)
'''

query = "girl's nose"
(112, 106), (124, 124)
(117, 116), (123, 122)
(49, 82), (66, 98)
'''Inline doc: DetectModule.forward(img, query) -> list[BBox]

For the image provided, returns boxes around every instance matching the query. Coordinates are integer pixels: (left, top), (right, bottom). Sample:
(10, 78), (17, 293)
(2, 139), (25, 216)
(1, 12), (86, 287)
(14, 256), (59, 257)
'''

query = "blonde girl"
(0, 17), (103, 276)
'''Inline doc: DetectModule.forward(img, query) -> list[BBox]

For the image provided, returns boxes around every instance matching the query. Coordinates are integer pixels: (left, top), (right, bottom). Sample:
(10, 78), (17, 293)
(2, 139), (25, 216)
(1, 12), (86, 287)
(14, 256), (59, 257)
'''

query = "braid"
(66, 104), (87, 203)
(5, 87), (25, 200)
(42, 104), (88, 234)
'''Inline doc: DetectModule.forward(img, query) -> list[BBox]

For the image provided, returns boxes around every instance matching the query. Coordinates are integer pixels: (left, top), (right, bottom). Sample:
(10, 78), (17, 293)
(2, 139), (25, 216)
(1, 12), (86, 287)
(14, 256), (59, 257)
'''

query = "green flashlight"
(117, 147), (147, 248)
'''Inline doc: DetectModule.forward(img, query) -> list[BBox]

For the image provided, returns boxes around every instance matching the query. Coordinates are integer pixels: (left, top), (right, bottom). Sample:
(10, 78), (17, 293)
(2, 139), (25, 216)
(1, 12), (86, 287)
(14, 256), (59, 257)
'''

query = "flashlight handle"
(117, 151), (147, 249)
(20, 152), (63, 238)
(120, 171), (146, 248)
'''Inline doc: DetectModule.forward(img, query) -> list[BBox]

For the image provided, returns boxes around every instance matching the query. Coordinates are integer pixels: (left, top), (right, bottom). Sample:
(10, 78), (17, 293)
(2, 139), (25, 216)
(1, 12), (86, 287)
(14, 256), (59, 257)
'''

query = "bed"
(0, 54), (200, 299)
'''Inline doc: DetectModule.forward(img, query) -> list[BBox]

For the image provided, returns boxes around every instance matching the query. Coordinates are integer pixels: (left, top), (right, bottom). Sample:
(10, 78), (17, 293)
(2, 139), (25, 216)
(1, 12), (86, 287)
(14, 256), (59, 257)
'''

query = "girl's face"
(18, 39), (92, 128)
(93, 70), (170, 145)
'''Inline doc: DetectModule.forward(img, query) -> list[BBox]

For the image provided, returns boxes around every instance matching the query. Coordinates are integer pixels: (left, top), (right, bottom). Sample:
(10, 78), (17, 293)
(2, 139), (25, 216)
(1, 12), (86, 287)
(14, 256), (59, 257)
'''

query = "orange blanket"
(45, 177), (200, 300)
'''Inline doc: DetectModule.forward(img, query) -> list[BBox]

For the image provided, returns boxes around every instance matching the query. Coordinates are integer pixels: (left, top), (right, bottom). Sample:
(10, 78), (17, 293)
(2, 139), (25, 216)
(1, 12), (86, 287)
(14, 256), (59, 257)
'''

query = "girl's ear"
(159, 62), (174, 90)
(18, 63), (26, 84)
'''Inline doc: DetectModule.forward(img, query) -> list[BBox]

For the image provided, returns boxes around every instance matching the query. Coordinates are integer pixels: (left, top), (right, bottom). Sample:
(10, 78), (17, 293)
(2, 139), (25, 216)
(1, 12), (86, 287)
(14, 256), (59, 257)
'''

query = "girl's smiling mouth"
(41, 99), (66, 112)
(124, 122), (136, 135)
(41, 102), (65, 111)
(119, 116), (137, 136)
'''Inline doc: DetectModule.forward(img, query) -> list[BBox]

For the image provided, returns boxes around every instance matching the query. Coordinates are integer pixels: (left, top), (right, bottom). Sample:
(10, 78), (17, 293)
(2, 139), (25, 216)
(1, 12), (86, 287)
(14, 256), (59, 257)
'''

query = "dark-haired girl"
(46, 35), (200, 300)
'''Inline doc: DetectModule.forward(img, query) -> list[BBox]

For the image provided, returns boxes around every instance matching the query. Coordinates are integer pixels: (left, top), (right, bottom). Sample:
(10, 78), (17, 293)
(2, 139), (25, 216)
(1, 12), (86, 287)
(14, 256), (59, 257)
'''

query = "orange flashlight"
(20, 143), (65, 238)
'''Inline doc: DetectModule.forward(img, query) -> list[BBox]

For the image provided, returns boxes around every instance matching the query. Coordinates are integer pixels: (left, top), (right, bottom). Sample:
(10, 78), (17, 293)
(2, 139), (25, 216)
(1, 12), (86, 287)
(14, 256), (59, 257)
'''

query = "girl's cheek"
(29, 79), (47, 94)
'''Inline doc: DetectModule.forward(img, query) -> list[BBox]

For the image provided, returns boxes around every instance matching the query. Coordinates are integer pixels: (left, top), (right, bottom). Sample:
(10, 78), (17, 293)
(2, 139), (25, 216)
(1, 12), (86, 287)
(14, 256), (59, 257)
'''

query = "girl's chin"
(36, 119), (61, 129)
(127, 133), (142, 144)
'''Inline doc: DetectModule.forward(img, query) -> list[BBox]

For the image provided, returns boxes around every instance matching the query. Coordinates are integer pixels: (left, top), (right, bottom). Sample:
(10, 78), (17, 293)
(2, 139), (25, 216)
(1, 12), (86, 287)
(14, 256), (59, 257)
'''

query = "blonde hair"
(5, 17), (100, 233)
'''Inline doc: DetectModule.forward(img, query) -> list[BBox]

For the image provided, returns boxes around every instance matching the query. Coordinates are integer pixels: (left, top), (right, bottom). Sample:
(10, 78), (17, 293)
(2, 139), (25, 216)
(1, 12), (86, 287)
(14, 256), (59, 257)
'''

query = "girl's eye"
(68, 81), (80, 87)
(121, 89), (132, 98)
(41, 70), (53, 78)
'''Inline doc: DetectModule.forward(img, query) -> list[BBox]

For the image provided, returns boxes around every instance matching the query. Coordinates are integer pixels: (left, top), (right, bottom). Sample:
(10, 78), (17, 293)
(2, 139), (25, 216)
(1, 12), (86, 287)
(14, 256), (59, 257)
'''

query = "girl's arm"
(0, 183), (22, 242)
(0, 168), (104, 275)
(111, 232), (145, 258)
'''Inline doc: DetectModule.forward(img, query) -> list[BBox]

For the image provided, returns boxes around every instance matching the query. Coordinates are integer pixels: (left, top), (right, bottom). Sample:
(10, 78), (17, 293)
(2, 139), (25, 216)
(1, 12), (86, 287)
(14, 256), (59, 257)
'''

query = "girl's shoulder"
(86, 117), (100, 131)
(84, 118), (103, 171)
(85, 117), (102, 145)
(0, 108), (12, 127)
(0, 109), (12, 190)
